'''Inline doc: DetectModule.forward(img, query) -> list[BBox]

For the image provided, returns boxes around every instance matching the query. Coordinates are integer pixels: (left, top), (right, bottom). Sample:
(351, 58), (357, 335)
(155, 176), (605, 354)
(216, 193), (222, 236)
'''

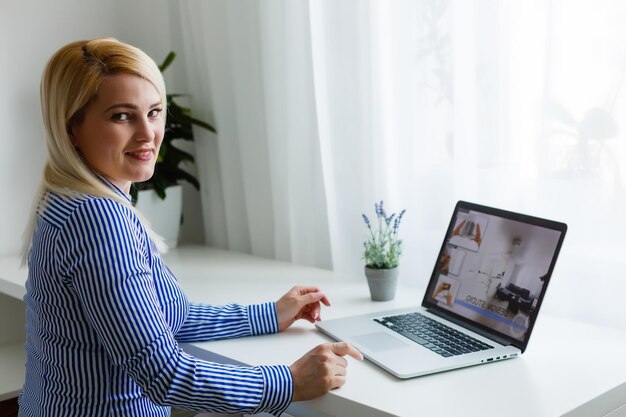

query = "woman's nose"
(134, 116), (156, 142)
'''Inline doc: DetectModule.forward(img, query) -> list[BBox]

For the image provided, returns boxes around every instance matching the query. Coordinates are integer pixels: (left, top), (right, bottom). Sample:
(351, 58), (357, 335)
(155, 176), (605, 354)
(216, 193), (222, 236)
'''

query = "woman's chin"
(132, 171), (156, 183)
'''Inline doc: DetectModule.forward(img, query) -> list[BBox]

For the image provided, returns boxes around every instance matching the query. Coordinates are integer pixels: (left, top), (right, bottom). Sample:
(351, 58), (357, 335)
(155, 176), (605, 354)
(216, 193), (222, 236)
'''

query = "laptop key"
(398, 330), (428, 345)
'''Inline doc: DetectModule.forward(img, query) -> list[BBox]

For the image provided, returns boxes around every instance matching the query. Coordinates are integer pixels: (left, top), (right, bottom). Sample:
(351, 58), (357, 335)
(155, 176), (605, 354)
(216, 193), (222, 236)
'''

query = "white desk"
(2, 246), (626, 416)
(162, 247), (626, 417)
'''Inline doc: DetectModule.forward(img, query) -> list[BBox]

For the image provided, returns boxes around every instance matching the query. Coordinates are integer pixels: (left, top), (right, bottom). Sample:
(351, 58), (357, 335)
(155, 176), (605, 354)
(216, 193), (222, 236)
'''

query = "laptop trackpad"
(353, 332), (410, 352)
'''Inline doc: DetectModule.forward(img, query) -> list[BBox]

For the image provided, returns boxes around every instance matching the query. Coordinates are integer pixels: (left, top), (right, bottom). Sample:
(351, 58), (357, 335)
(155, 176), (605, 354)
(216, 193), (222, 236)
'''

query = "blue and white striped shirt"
(19, 182), (293, 416)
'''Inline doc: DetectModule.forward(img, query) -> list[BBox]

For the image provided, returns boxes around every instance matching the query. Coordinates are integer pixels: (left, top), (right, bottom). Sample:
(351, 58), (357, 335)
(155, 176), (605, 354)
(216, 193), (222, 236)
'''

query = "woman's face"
(70, 72), (164, 193)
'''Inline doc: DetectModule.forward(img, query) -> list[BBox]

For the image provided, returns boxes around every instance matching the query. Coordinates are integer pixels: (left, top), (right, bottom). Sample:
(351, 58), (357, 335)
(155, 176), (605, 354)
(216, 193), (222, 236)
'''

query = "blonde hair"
(22, 38), (167, 261)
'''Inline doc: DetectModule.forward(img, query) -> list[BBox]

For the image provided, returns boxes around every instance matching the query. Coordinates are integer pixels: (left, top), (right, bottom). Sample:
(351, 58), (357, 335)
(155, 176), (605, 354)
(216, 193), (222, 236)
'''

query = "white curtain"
(178, 1), (332, 269)
(177, 0), (626, 329)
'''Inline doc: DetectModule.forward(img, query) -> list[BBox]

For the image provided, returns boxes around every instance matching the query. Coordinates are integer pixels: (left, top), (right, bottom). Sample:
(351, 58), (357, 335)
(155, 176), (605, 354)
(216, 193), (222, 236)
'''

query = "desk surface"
(162, 247), (626, 417)
(2, 246), (626, 416)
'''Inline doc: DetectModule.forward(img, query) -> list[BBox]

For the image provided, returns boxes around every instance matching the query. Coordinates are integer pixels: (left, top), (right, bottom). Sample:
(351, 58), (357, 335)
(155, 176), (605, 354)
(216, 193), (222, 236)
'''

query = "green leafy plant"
(362, 201), (406, 269)
(131, 51), (217, 202)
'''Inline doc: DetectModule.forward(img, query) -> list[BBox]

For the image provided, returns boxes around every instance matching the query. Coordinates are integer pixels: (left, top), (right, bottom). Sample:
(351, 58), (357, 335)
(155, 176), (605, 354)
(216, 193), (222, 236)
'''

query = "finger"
(300, 291), (327, 305)
(319, 294), (331, 307)
(333, 356), (349, 368)
(295, 285), (321, 295)
(300, 312), (316, 324)
(332, 363), (348, 376)
(309, 302), (321, 320)
(300, 307), (317, 322)
(331, 342), (364, 360)
(330, 375), (347, 390)
(293, 285), (330, 304)
(295, 286), (331, 306)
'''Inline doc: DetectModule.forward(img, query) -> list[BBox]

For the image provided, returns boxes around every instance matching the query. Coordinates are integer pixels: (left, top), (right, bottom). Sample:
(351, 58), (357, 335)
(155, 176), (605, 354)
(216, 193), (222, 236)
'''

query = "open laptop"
(316, 201), (567, 378)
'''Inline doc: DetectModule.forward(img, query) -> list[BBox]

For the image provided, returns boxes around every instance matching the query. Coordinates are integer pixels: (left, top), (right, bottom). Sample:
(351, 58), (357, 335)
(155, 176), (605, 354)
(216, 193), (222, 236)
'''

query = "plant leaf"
(159, 52), (176, 73)
(155, 186), (167, 200)
(138, 49), (218, 198)
(189, 116), (217, 133)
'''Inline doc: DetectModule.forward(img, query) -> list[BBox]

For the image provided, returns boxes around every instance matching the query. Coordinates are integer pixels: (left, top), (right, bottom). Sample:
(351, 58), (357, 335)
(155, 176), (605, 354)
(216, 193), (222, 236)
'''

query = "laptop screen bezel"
(421, 200), (567, 353)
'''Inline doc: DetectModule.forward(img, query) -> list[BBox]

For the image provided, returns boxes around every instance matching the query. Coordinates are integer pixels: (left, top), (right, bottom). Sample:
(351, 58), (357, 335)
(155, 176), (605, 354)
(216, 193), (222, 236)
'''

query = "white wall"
(0, 0), (204, 256)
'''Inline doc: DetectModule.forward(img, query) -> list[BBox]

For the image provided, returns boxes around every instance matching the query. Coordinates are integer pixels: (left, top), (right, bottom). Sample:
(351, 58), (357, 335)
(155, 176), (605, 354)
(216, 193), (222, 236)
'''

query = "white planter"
(364, 266), (399, 301)
(135, 184), (183, 248)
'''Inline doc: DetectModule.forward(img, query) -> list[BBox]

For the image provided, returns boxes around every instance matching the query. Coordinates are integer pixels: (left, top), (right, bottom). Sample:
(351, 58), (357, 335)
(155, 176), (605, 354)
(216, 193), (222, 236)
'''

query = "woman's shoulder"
(39, 190), (139, 231)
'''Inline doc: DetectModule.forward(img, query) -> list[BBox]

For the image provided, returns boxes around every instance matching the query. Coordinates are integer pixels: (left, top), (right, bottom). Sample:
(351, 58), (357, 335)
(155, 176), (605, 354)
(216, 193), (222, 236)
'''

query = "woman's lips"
(125, 149), (153, 161)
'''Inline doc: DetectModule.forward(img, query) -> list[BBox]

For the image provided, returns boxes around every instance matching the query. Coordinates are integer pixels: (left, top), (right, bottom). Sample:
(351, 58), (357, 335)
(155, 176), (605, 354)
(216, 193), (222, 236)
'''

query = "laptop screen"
(422, 201), (567, 350)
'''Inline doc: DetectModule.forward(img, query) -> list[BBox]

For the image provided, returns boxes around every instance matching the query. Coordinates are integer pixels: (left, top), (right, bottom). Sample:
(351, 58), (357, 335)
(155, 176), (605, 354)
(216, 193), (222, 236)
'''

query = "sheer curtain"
(177, 0), (626, 329)
(178, 1), (332, 269)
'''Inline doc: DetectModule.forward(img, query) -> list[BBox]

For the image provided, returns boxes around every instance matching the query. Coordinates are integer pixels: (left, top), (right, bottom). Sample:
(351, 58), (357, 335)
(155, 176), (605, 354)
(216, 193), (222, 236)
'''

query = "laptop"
(316, 201), (567, 378)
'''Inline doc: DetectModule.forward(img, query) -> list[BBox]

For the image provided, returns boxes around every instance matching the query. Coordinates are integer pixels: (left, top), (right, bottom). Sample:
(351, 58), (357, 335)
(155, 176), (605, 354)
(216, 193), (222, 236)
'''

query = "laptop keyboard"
(374, 312), (494, 357)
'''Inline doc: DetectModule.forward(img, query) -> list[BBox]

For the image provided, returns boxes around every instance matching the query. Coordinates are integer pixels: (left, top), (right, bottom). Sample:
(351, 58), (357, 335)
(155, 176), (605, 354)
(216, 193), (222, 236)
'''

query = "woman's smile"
(125, 148), (155, 161)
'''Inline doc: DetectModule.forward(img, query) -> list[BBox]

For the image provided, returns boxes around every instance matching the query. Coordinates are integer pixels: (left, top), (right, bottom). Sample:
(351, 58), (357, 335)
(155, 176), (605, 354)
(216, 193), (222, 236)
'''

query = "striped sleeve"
(56, 198), (293, 415)
(175, 302), (279, 343)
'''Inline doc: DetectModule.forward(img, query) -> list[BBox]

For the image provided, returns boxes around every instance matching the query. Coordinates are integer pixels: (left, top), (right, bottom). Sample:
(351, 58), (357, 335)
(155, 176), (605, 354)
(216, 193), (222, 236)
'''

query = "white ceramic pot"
(364, 266), (399, 301)
(135, 184), (183, 248)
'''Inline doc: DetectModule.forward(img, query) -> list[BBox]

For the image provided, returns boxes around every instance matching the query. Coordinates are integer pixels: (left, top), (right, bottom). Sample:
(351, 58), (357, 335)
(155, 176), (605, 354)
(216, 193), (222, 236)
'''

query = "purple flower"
(375, 201), (385, 217)
(393, 210), (406, 232)
(362, 214), (371, 228)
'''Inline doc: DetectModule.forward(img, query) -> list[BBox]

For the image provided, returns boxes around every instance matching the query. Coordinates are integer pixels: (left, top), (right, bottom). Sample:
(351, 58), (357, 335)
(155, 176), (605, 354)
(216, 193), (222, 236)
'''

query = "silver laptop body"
(316, 201), (567, 379)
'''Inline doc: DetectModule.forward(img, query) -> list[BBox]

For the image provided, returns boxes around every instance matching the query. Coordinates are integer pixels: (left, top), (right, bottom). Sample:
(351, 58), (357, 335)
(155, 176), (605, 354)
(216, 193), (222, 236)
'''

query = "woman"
(19, 38), (362, 417)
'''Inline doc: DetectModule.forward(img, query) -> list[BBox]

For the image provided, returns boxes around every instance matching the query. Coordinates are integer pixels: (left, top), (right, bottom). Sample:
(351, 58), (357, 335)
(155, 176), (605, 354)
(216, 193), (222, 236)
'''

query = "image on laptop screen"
(424, 205), (564, 343)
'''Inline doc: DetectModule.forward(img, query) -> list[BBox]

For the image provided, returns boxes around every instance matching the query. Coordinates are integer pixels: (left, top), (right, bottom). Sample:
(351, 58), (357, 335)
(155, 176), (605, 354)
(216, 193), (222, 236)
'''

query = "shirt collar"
(94, 173), (132, 203)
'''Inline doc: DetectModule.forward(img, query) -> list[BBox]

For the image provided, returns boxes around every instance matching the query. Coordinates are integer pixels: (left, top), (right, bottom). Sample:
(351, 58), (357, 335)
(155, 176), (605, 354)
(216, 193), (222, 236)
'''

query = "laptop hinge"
(426, 307), (514, 347)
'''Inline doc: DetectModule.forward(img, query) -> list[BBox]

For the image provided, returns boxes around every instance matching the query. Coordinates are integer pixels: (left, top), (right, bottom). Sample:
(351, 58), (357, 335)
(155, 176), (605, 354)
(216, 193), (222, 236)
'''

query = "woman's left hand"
(276, 286), (331, 332)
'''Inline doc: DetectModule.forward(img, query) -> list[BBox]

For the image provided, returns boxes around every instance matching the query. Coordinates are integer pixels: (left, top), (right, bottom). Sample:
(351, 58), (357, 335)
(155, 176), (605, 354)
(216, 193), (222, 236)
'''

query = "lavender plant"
(362, 201), (406, 269)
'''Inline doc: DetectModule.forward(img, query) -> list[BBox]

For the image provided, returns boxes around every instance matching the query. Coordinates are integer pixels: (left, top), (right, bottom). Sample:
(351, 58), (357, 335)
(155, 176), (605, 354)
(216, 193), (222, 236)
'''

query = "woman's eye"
(148, 108), (162, 118)
(112, 113), (130, 121)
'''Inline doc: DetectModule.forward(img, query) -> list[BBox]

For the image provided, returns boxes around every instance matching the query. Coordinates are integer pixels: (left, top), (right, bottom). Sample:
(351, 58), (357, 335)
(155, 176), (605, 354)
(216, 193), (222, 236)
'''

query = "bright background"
(2, 0), (626, 330)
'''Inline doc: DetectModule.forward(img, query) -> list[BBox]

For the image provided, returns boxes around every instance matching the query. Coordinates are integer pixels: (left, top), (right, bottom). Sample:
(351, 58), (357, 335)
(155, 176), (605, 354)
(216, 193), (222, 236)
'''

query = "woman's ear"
(67, 110), (85, 147)
(66, 125), (78, 147)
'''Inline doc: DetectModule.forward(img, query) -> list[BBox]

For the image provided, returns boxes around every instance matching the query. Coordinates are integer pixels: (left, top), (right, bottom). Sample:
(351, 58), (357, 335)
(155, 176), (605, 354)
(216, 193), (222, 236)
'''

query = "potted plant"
(362, 201), (406, 301)
(132, 52), (216, 247)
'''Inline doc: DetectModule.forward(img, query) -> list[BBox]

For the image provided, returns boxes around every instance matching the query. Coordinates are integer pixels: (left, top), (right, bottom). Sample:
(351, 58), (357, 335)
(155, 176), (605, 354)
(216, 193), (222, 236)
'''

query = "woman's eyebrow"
(104, 101), (162, 113)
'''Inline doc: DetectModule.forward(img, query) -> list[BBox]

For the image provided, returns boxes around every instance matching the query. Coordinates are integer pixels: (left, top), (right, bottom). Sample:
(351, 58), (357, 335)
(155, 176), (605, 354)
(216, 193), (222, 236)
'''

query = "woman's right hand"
(290, 342), (363, 401)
